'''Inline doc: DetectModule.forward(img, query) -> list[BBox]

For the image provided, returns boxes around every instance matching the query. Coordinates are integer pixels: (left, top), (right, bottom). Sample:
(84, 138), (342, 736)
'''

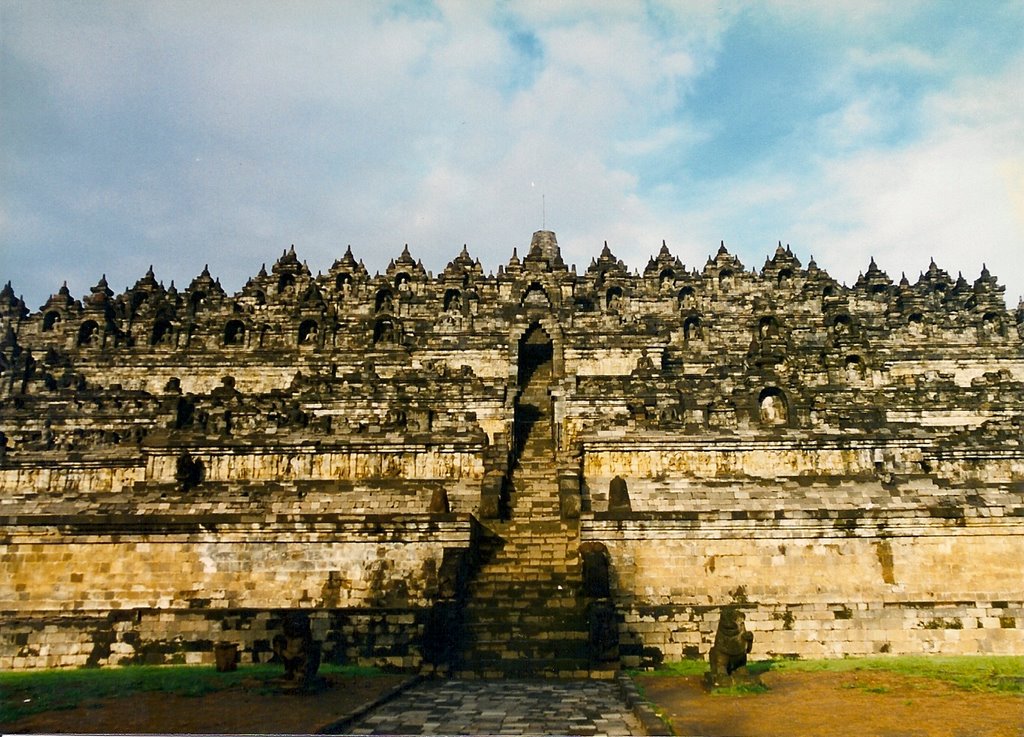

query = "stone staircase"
(454, 364), (618, 678)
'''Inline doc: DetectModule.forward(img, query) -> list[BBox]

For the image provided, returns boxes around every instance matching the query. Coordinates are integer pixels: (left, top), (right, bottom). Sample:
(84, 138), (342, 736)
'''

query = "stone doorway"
(514, 324), (554, 464)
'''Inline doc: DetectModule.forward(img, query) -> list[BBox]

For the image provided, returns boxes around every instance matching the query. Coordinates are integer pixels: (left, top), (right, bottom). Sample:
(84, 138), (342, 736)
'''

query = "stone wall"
(1, 609), (433, 670)
(583, 514), (1024, 666)
(0, 515), (475, 669)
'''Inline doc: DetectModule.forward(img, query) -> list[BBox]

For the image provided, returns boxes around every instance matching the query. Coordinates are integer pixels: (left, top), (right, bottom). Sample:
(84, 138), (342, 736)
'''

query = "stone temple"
(1, 231), (1022, 674)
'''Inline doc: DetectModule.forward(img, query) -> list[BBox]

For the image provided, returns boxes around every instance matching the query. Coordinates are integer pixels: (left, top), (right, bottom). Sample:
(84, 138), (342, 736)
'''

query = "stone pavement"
(342, 678), (646, 735)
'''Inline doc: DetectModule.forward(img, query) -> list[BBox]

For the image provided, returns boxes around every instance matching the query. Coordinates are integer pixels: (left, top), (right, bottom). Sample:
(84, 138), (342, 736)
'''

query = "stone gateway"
(1, 231), (1022, 673)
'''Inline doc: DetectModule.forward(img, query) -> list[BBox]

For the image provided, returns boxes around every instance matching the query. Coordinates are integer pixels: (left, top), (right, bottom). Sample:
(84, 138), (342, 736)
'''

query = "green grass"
(710, 681), (770, 696)
(635, 655), (1024, 695)
(0, 663), (384, 724)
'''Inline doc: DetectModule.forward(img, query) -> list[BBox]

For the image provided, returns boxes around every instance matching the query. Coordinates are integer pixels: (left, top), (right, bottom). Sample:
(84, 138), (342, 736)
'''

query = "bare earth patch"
(3, 673), (407, 735)
(638, 671), (1023, 737)
(5, 671), (1022, 735)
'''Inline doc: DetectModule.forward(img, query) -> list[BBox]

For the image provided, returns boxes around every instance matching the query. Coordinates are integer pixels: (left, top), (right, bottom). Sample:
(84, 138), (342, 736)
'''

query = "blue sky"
(2, 0), (1023, 307)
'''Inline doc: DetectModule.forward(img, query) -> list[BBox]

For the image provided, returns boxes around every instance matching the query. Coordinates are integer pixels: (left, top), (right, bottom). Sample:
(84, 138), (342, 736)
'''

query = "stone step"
(470, 562), (578, 575)
(510, 474), (558, 483)
(458, 634), (592, 655)
(483, 519), (578, 533)
(509, 500), (561, 508)
(468, 579), (579, 594)
(508, 490), (561, 499)
(475, 526), (578, 540)
(463, 610), (587, 628)
(458, 483), (608, 674)
(461, 639), (591, 660)
(480, 542), (577, 554)
(486, 537), (576, 548)
(464, 595), (581, 611)
(453, 658), (614, 679)
(476, 544), (575, 557)
(474, 548), (578, 559)
(463, 618), (589, 636)
(468, 570), (578, 584)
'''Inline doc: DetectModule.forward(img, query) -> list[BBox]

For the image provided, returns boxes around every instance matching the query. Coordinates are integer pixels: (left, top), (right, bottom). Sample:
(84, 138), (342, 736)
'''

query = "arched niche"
(443, 288), (462, 313)
(77, 320), (99, 347)
(605, 285), (623, 311)
(832, 313), (852, 335)
(758, 387), (788, 426)
(336, 273), (352, 293)
(375, 288), (395, 314)
(980, 312), (1003, 337)
(394, 272), (412, 290)
(844, 354), (864, 380)
(151, 319), (174, 346)
(42, 311), (61, 332)
(223, 320), (246, 346)
(683, 314), (704, 342)
(757, 316), (780, 339)
(298, 319), (319, 345)
(277, 273), (296, 294)
(718, 268), (734, 290)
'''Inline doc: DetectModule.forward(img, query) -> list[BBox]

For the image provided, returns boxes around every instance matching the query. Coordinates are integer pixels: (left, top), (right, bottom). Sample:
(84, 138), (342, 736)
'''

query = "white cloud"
(2, 0), (1021, 316)
(757, 0), (926, 32)
(790, 57), (1024, 301)
(845, 45), (941, 73)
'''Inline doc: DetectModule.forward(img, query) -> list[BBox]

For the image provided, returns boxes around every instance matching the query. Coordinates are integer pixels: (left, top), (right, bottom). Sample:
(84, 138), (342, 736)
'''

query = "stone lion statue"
(272, 612), (321, 689)
(707, 607), (754, 684)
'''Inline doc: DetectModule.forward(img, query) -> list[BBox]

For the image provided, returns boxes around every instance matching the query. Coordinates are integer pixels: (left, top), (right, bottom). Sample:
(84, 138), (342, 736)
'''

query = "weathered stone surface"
(1, 232), (1022, 669)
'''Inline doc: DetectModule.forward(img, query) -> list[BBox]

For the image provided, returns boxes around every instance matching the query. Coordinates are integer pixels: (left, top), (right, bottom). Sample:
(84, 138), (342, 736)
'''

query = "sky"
(2, 0), (1023, 309)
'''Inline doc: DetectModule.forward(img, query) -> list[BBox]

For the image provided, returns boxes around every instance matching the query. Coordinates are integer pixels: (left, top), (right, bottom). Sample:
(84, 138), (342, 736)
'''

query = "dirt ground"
(637, 671), (1024, 737)
(3, 673), (407, 735)
(4, 671), (1021, 735)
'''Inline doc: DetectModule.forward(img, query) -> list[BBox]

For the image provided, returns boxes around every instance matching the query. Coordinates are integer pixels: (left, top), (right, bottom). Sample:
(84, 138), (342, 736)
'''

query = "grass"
(0, 663), (384, 724)
(709, 681), (770, 696)
(635, 655), (1024, 695)
(765, 655), (1024, 693)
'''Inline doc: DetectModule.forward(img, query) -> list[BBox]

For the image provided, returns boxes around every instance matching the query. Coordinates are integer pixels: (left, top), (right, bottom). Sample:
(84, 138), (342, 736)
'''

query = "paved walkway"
(344, 678), (645, 735)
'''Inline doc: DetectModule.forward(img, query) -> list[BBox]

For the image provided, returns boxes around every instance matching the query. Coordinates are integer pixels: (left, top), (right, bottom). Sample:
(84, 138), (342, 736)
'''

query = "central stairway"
(455, 360), (617, 678)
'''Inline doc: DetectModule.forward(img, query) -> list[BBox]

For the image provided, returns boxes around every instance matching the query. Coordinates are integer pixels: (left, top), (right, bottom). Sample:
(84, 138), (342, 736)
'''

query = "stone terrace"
(1, 231), (1022, 671)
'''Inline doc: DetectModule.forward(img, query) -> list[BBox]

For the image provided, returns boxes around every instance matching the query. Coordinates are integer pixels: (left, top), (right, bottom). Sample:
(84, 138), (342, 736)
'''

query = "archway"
(518, 323), (553, 388)
(514, 323), (554, 463)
